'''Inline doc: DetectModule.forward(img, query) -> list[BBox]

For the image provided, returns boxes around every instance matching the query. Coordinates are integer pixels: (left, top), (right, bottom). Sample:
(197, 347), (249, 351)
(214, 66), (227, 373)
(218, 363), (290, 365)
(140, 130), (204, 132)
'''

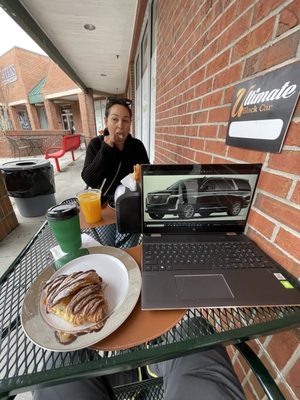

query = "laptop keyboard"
(143, 241), (272, 271)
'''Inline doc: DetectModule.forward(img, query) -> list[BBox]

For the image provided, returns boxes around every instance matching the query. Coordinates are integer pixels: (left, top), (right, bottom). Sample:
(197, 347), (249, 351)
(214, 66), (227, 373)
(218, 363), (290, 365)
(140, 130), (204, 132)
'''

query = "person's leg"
(150, 345), (246, 400)
(32, 376), (114, 400)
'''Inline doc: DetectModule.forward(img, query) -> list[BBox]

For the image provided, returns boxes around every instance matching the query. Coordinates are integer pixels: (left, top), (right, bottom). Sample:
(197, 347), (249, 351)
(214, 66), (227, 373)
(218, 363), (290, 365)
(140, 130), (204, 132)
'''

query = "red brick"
(187, 99), (202, 113)
(205, 140), (226, 155)
(276, 0), (300, 36)
(188, 67), (206, 88)
(224, 86), (235, 104)
(195, 79), (213, 98)
(291, 182), (300, 205)
(231, 359), (247, 388)
(189, 138), (205, 150)
(192, 111), (208, 124)
(218, 125), (228, 139)
(294, 100), (300, 117)
(227, 147), (266, 163)
(247, 210), (276, 239)
(198, 125), (218, 138)
(286, 357), (300, 399)
(194, 152), (213, 163)
(218, 10), (252, 50)
(284, 121), (300, 147)
(232, 17), (275, 61)
(179, 114), (191, 125)
(0, 47), (49, 101)
(210, 2), (236, 41)
(257, 171), (292, 199)
(253, 0), (283, 24)
(182, 88), (195, 102)
(208, 106), (230, 123)
(268, 151), (300, 176)
(244, 31), (300, 77)
(242, 382), (257, 399)
(206, 50), (230, 78)
(214, 63), (243, 89)
(202, 91), (223, 109)
(275, 228), (300, 261)
(255, 193), (300, 232)
(247, 228), (300, 277)
(248, 339), (260, 356)
(184, 126), (198, 137)
(227, 345), (236, 359)
(266, 331), (299, 370)
(248, 371), (266, 399)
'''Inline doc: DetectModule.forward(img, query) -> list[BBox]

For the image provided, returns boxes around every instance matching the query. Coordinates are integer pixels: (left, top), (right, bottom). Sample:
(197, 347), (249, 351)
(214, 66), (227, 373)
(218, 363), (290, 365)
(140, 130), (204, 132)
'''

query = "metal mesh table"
(1, 221), (300, 399)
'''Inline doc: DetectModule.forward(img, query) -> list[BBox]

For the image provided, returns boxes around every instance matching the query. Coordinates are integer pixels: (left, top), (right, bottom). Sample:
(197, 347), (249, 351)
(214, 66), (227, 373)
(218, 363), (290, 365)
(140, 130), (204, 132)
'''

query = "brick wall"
(156, 0), (300, 398)
(42, 61), (78, 94)
(0, 47), (49, 102)
(0, 131), (66, 157)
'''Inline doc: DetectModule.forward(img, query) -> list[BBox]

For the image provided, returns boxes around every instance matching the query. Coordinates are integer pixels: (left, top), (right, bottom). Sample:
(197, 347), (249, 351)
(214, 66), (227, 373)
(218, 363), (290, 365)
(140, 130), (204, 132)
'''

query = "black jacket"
(81, 134), (149, 199)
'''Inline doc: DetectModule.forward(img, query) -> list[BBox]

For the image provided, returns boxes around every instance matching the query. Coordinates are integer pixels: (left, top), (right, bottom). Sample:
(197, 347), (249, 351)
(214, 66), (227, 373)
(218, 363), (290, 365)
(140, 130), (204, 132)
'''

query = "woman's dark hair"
(105, 97), (132, 118)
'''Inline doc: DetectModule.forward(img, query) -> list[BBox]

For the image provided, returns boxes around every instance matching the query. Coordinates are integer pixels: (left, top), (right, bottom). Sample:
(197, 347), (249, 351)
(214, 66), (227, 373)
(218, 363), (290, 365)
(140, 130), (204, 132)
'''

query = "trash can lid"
(46, 203), (79, 221)
(0, 159), (51, 171)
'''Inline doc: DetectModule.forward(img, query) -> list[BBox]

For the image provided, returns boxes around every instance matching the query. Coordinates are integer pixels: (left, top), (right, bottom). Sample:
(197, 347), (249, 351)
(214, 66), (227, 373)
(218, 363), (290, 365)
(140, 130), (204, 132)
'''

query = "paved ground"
(0, 149), (87, 399)
(0, 149), (87, 276)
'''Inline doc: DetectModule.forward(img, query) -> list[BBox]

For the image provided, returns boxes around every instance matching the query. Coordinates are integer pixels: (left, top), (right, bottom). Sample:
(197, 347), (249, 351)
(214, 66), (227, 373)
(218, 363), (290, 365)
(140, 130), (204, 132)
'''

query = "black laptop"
(141, 163), (300, 310)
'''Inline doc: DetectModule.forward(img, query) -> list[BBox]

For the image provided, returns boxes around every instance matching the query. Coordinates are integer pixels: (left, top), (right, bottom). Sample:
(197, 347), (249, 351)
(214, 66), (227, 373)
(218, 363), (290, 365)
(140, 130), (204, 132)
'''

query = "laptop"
(141, 163), (300, 310)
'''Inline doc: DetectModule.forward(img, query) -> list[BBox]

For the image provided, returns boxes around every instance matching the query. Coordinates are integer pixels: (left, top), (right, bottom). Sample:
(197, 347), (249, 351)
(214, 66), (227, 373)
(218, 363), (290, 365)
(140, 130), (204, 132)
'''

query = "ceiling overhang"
(0, 0), (147, 95)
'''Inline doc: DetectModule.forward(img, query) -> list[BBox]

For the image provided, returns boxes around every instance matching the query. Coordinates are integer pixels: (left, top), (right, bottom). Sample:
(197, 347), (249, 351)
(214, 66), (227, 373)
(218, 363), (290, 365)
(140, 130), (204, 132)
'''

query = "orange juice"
(77, 190), (101, 223)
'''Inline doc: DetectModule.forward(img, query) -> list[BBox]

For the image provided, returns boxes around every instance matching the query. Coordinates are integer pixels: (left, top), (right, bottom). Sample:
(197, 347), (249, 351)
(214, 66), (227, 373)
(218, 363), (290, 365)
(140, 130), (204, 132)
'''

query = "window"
(17, 110), (31, 130)
(61, 105), (74, 131)
(135, 0), (157, 162)
(36, 106), (48, 129)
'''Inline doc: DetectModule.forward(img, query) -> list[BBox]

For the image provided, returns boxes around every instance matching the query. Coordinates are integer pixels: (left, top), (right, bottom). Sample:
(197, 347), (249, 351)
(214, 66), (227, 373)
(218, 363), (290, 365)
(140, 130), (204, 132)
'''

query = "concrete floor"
(0, 149), (86, 276)
(0, 149), (87, 400)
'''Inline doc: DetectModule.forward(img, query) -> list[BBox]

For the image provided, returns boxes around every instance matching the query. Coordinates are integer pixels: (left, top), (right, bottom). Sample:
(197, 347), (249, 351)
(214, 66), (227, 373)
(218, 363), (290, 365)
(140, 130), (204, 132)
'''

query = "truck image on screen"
(145, 177), (252, 219)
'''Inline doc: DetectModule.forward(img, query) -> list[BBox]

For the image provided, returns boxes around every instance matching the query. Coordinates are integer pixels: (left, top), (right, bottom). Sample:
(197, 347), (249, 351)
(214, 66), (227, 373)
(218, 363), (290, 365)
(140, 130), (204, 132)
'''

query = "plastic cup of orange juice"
(77, 189), (101, 224)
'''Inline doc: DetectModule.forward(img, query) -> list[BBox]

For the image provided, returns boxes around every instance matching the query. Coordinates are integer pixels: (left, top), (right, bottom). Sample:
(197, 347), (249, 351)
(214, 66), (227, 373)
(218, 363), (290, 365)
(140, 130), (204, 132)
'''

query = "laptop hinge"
(226, 232), (238, 236)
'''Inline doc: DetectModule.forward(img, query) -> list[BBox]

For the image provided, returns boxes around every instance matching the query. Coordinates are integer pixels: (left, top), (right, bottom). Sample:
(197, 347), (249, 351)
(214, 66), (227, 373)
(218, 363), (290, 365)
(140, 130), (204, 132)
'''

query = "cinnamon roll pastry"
(42, 269), (108, 326)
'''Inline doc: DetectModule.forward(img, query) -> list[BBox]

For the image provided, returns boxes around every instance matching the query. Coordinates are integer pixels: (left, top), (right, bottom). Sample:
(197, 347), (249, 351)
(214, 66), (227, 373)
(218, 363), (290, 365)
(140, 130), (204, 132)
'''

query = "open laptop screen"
(141, 164), (262, 234)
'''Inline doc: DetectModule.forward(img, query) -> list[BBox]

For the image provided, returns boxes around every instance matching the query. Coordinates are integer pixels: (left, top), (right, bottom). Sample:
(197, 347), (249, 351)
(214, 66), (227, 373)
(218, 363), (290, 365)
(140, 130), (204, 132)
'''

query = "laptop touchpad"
(175, 274), (233, 299)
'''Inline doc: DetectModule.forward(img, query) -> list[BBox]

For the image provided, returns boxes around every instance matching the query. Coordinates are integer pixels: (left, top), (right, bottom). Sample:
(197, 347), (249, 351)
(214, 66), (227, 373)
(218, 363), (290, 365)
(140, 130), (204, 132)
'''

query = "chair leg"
(235, 342), (285, 400)
(71, 150), (75, 161)
(54, 158), (61, 172)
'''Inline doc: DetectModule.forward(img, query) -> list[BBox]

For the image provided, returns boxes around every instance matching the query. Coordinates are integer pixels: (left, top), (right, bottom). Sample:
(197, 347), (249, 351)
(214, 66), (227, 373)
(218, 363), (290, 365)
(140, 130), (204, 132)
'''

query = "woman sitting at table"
(81, 97), (149, 247)
(82, 97), (149, 199)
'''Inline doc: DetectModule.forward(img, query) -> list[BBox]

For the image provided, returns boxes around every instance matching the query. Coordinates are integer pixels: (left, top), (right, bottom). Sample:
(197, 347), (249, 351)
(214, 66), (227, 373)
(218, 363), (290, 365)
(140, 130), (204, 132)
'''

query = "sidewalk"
(0, 149), (87, 277)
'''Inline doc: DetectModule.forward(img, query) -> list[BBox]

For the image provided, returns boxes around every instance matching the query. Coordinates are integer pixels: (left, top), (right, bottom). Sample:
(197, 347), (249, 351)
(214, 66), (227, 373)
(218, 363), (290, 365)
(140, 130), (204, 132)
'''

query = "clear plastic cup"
(77, 189), (101, 224)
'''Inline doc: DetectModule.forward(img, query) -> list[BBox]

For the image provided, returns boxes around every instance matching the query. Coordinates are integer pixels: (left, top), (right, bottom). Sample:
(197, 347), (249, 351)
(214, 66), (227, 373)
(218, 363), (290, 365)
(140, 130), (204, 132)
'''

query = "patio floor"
(0, 148), (86, 277)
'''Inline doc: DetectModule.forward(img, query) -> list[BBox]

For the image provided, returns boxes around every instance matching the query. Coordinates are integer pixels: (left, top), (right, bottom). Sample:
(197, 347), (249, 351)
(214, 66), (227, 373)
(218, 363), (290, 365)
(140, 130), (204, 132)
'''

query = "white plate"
(21, 246), (141, 352)
(39, 254), (129, 332)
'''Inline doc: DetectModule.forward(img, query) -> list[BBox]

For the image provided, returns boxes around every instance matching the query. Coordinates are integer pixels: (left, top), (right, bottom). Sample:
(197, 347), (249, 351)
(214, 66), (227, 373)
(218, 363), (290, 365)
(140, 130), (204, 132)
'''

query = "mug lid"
(46, 203), (79, 221)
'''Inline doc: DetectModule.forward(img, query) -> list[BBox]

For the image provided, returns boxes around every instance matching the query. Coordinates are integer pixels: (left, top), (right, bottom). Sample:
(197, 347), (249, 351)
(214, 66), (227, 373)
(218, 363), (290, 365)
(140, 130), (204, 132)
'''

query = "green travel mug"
(46, 204), (82, 254)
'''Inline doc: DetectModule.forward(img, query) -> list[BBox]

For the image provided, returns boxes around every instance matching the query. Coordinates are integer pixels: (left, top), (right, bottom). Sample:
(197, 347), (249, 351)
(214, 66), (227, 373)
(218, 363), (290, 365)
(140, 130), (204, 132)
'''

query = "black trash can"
(0, 159), (56, 217)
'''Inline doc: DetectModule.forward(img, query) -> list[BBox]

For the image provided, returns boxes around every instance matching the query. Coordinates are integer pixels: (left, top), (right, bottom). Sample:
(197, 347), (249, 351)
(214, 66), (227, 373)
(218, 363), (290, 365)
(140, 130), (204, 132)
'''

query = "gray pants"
(33, 345), (245, 400)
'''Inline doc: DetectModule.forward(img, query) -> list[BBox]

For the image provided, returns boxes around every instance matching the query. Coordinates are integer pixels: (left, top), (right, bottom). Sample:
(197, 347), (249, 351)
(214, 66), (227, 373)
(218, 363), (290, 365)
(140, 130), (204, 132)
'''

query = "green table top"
(0, 220), (299, 399)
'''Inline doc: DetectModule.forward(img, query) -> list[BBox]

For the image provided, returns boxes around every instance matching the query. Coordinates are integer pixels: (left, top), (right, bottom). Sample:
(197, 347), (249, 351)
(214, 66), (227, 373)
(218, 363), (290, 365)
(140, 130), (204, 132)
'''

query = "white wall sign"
(226, 62), (300, 153)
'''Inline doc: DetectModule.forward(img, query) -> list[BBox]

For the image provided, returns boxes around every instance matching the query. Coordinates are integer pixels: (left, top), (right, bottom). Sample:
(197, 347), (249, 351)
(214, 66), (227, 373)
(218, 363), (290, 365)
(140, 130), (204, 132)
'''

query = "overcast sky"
(0, 7), (46, 56)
